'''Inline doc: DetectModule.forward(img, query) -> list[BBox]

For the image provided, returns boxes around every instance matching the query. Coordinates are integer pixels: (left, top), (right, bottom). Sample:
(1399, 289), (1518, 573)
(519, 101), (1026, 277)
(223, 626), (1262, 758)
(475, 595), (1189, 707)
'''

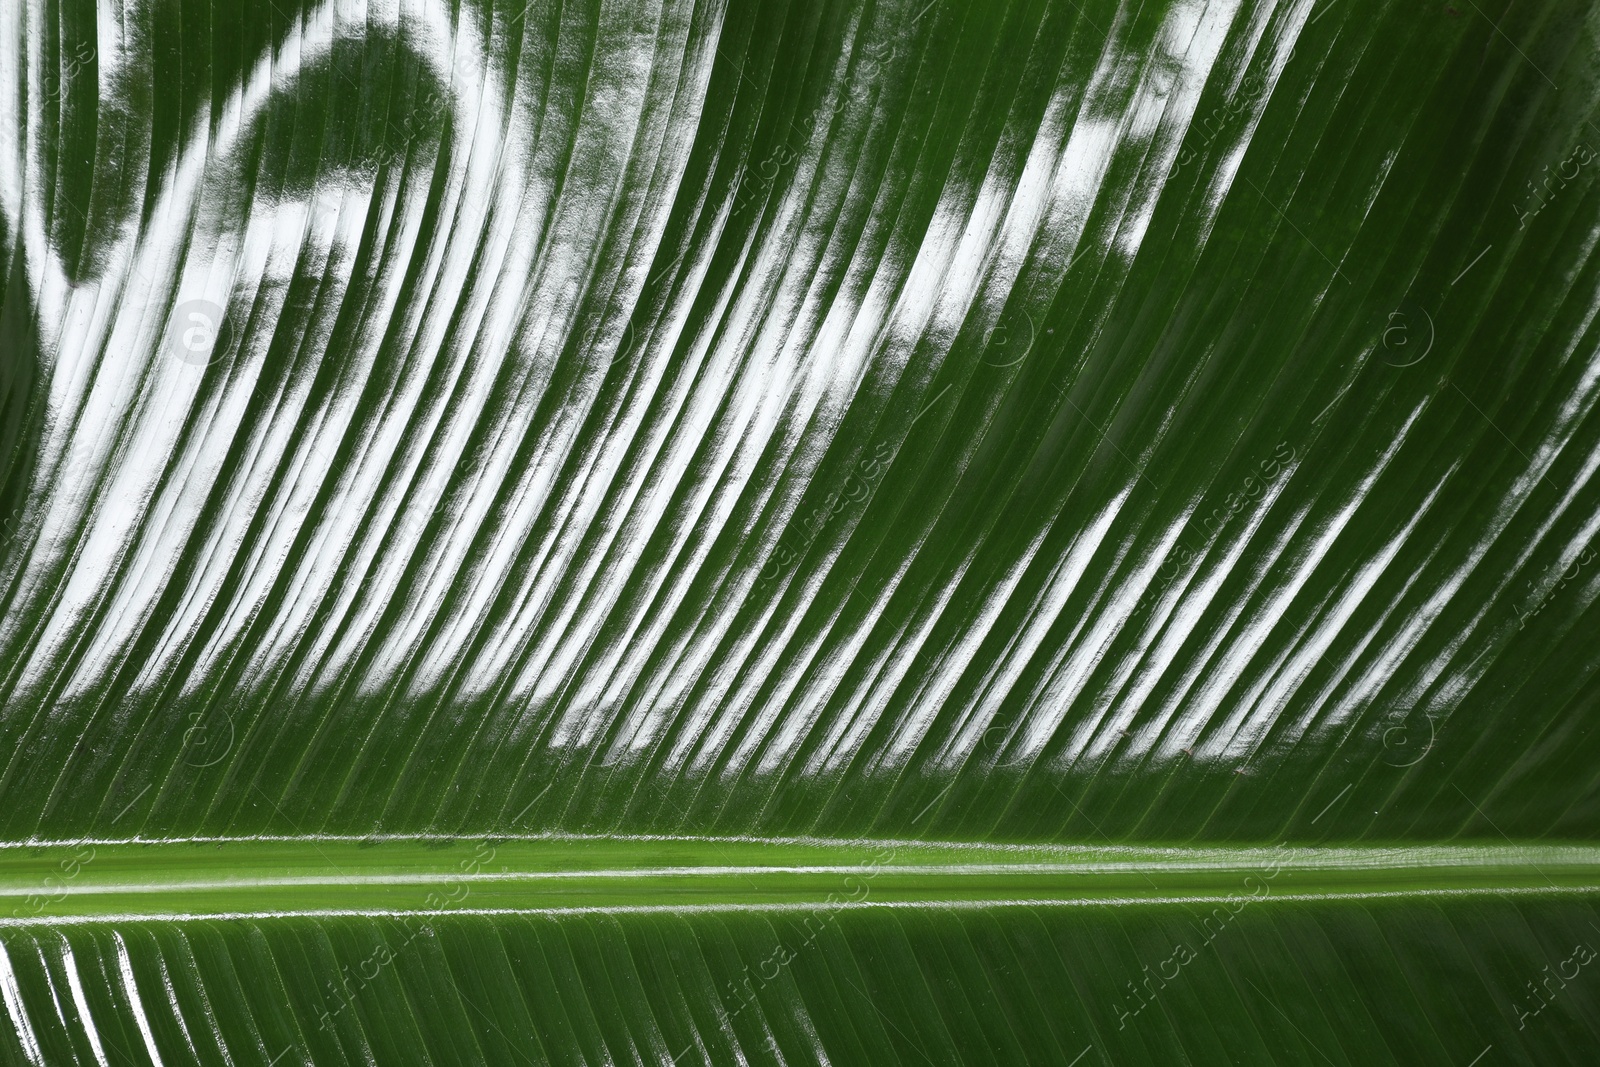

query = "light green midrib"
(2, 839), (1596, 921)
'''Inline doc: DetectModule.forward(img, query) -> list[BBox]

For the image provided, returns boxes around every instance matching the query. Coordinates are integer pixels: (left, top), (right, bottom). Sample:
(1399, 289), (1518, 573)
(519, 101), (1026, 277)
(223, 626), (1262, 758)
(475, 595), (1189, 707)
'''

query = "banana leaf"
(1, 0), (1598, 1061)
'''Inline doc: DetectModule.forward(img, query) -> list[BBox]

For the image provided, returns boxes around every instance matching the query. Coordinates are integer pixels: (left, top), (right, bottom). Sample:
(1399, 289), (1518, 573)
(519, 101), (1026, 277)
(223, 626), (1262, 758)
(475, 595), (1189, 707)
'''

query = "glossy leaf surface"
(1, 0), (1598, 1061)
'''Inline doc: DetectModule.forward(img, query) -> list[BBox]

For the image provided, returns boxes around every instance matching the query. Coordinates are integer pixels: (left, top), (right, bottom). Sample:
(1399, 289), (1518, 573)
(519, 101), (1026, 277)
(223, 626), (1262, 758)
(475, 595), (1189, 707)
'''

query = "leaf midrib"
(3, 838), (1596, 921)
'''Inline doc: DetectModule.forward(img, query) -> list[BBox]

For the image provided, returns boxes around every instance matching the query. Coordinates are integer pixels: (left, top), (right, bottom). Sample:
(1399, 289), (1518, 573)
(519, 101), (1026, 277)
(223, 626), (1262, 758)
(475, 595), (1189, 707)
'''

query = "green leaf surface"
(2, 0), (1599, 1060)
